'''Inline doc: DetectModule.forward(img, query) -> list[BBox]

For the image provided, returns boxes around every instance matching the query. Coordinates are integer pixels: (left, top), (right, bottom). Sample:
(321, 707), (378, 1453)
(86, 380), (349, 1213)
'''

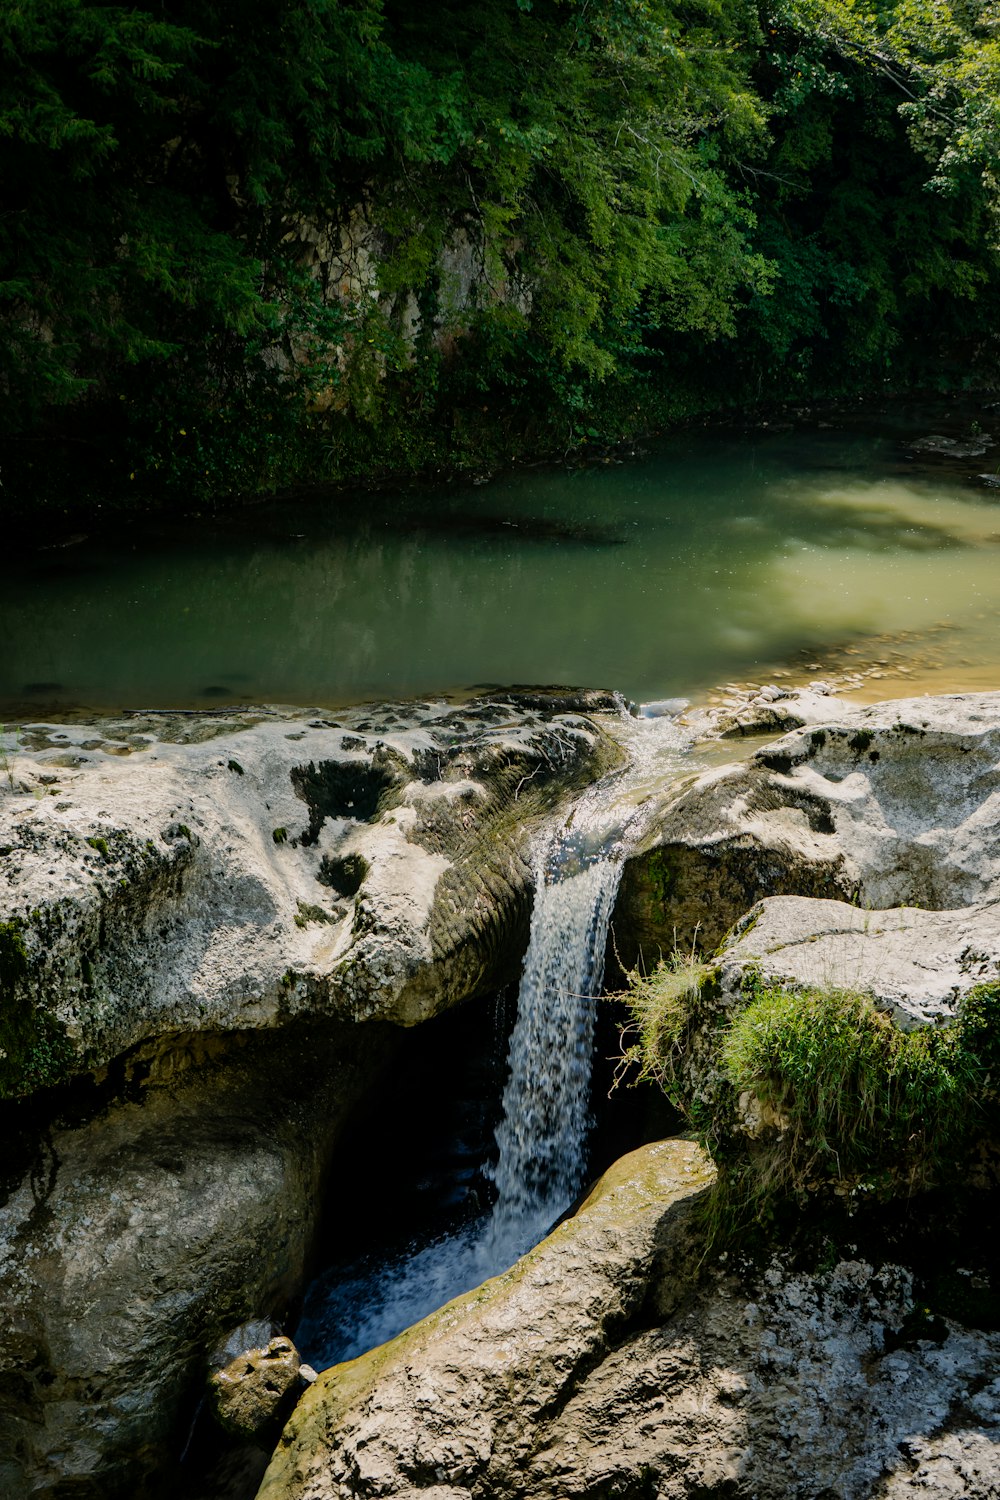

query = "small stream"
(297, 711), (689, 1368)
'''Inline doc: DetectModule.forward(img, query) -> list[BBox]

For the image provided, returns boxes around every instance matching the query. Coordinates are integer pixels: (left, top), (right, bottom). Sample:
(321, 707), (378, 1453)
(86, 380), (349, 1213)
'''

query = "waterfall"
(296, 711), (690, 1368)
(485, 842), (623, 1261)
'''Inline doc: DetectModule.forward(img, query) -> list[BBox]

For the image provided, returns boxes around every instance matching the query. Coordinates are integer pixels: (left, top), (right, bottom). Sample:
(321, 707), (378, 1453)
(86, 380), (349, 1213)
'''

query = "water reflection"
(6, 427), (1000, 714)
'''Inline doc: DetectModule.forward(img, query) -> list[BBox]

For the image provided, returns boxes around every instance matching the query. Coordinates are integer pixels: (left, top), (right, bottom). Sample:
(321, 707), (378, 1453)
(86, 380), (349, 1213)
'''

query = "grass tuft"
(620, 960), (1000, 1244)
(720, 981), (993, 1198)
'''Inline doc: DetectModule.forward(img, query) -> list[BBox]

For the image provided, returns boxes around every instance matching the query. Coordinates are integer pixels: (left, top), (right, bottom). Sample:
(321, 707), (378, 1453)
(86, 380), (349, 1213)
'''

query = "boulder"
(0, 1019), (387, 1500)
(208, 1332), (304, 1439)
(720, 893), (1000, 1029)
(0, 693), (620, 1096)
(257, 1140), (1000, 1500)
(613, 691), (1000, 960)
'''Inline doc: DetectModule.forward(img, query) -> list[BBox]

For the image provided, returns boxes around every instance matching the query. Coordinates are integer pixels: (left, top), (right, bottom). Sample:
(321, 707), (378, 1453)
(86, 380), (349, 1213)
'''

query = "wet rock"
(258, 1139), (716, 1500)
(209, 1333), (303, 1439)
(639, 697), (690, 718)
(0, 695), (620, 1096)
(257, 1140), (1000, 1500)
(679, 683), (842, 740)
(614, 691), (1000, 958)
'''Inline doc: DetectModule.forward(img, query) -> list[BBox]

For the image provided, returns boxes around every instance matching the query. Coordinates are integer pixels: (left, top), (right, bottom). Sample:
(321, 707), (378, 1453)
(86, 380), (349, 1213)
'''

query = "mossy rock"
(0, 919), (74, 1097)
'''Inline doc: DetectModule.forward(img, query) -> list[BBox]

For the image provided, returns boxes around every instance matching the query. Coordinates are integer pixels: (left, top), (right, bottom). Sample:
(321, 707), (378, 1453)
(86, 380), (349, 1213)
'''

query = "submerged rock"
(0, 694), (620, 1097)
(256, 1139), (1000, 1500)
(908, 433), (994, 459)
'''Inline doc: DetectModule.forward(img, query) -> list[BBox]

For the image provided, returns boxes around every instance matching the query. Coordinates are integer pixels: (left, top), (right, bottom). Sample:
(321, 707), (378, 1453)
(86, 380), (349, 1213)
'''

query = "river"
(7, 408), (1000, 719)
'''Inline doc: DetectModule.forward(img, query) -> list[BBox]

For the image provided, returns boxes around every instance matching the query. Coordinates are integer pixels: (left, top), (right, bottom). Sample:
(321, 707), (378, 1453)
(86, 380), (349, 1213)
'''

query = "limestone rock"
(614, 691), (1000, 959)
(0, 694), (619, 1096)
(0, 1020), (385, 1499)
(209, 1334), (303, 1438)
(257, 1138), (716, 1500)
(719, 894), (1000, 1029)
(256, 1141), (1000, 1500)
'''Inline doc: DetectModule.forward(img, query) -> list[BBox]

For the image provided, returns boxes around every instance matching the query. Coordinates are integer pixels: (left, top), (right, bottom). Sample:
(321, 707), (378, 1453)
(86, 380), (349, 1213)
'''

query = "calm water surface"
(9, 422), (1000, 715)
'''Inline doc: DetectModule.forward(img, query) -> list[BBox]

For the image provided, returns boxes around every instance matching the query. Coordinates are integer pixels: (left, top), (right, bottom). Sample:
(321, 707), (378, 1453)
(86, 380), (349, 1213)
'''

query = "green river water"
(8, 414), (1000, 716)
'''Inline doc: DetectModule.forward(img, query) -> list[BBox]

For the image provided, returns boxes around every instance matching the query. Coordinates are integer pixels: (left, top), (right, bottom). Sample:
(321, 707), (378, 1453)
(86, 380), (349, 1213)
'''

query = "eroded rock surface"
(0, 1021), (386, 1500)
(0, 694), (619, 1095)
(257, 1140), (1000, 1500)
(720, 894), (1000, 1028)
(614, 691), (1000, 960)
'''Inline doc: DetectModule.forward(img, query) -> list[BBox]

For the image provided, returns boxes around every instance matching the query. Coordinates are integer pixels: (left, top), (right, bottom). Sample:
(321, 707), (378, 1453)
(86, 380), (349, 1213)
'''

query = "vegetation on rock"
(623, 960), (1000, 1232)
(0, 918), (73, 1097)
(4, 0), (1000, 515)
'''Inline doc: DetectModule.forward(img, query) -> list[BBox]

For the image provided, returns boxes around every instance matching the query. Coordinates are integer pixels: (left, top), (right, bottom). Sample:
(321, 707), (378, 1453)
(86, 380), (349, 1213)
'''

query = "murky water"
(8, 416), (1000, 717)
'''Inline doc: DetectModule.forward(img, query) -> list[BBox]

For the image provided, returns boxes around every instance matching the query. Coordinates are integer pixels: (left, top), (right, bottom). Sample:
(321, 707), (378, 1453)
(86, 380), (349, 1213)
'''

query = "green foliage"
(618, 950), (719, 1112)
(623, 962), (1000, 1240)
(4, 0), (1000, 510)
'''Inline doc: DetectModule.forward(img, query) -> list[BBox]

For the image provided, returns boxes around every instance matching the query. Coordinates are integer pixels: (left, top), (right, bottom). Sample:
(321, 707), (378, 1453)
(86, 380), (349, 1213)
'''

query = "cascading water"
(484, 838), (625, 1263)
(296, 707), (691, 1369)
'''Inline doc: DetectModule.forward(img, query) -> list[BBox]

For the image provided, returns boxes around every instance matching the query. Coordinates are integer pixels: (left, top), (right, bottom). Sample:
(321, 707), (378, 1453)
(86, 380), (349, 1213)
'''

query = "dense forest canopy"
(2, 0), (999, 511)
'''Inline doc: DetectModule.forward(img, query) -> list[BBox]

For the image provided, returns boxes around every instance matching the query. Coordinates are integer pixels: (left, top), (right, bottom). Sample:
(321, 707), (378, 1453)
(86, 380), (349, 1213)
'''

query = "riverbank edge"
(7, 379), (998, 549)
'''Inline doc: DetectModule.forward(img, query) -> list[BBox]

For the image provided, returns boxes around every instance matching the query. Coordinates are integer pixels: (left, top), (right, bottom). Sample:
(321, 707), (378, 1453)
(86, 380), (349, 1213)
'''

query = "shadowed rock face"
(256, 1139), (1000, 1500)
(613, 692), (1000, 963)
(0, 693), (621, 1097)
(0, 1020), (389, 1500)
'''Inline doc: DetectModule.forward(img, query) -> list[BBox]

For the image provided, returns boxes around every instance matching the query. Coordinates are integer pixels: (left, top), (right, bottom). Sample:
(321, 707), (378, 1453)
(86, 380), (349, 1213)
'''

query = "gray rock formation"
(720, 893), (1000, 1029)
(257, 1140), (1000, 1500)
(0, 693), (619, 1096)
(614, 691), (1000, 959)
(0, 1020), (387, 1499)
(0, 691), (622, 1496)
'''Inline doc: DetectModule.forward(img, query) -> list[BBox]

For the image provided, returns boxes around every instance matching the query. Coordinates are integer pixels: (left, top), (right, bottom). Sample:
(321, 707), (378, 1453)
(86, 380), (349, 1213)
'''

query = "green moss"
(848, 729), (874, 753)
(86, 835), (110, 859)
(272, 827), (288, 844)
(644, 847), (677, 912)
(622, 965), (1000, 1243)
(0, 918), (74, 1096)
(0, 920), (28, 990)
(709, 980), (1000, 1233)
